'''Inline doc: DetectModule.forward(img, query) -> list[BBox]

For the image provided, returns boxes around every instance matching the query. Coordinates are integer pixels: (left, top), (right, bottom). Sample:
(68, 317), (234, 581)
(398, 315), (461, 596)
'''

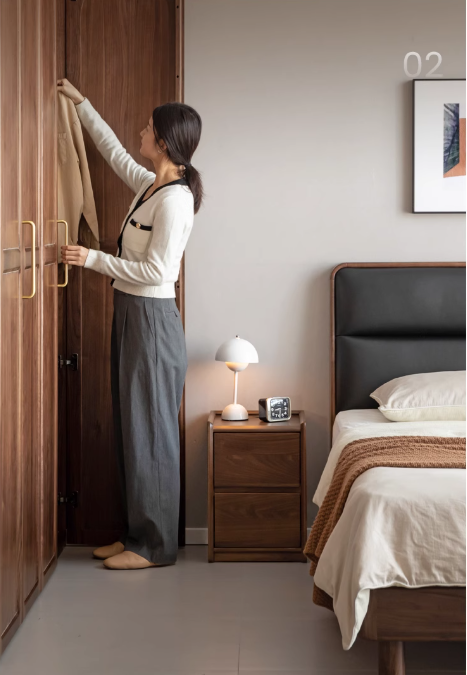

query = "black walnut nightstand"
(207, 410), (307, 562)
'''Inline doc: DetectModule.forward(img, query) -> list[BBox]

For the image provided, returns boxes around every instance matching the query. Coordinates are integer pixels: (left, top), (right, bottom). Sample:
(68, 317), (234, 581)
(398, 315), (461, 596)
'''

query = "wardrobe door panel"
(0, 0), (58, 654)
(40, 0), (58, 581)
(56, 0), (67, 558)
(0, 0), (22, 651)
(66, 0), (180, 545)
(21, 0), (41, 613)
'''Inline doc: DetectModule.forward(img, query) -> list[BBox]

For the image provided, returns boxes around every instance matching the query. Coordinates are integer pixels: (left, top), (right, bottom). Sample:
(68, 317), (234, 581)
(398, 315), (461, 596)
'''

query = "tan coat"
(57, 93), (100, 261)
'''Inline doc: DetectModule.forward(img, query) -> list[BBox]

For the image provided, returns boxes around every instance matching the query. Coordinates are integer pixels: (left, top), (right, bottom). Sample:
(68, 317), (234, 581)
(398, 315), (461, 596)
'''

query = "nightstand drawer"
(214, 432), (300, 487)
(214, 493), (301, 548)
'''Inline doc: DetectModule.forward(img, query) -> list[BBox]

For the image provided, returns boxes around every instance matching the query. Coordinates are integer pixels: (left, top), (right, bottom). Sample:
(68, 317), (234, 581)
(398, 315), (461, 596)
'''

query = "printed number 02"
(404, 52), (442, 78)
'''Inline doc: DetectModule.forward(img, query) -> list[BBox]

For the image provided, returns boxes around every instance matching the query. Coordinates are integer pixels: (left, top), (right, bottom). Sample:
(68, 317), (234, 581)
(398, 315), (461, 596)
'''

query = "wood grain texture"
(21, 0), (41, 615)
(40, 0), (58, 583)
(65, 0), (182, 546)
(215, 487), (301, 493)
(214, 493), (301, 548)
(208, 412), (307, 562)
(208, 412), (215, 562)
(378, 641), (405, 675)
(213, 551), (306, 562)
(214, 433), (300, 487)
(360, 586), (466, 642)
(212, 411), (302, 432)
(56, 0), (67, 560)
(299, 411), (307, 555)
(1, 0), (58, 654)
(0, 0), (22, 650)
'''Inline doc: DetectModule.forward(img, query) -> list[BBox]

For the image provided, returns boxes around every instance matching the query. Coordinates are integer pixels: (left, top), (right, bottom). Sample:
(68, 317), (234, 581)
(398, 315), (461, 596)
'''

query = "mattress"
(332, 408), (390, 444)
(311, 420), (466, 650)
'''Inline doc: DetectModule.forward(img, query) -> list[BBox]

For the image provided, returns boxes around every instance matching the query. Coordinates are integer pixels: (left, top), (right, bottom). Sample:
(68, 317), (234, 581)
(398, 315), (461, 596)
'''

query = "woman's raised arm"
(57, 78), (155, 195)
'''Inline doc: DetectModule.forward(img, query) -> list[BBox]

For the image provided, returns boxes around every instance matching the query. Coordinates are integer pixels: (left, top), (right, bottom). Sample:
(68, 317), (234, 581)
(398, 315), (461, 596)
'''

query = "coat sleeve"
(83, 194), (193, 286)
(69, 103), (100, 246)
(75, 98), (155, 195)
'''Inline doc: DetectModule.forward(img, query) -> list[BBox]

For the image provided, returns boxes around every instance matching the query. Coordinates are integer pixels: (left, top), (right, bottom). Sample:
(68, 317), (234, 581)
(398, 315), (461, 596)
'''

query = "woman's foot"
(92, 541), (125, 560)
(103, 551), (157, 570)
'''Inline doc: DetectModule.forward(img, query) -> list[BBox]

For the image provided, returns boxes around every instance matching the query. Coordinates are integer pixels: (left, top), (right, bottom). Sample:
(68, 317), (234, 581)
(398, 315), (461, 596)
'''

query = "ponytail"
(152, 102), (204, 215)
(183, 164), (203, 214)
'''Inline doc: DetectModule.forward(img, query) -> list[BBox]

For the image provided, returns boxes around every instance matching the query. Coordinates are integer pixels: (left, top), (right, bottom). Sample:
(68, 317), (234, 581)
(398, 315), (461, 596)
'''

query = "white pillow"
(370, 371), (466, 422)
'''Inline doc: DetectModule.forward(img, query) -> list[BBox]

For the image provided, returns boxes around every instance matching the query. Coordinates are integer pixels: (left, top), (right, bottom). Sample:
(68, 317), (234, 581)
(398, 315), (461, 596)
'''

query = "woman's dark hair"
(152, 102), (203, 214)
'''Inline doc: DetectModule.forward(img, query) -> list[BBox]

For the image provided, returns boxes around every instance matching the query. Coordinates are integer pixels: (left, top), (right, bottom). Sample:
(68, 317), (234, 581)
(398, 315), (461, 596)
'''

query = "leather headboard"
(332, 264), (466, 419)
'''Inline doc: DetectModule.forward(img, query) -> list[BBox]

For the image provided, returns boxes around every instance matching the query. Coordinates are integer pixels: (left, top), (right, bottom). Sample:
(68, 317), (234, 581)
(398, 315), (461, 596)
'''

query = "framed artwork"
(413, 78), (466, 213)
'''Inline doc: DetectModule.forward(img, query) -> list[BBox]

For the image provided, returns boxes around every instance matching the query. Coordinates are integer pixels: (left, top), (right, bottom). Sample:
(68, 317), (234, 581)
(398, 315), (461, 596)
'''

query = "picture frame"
(413, 78), (466, 214)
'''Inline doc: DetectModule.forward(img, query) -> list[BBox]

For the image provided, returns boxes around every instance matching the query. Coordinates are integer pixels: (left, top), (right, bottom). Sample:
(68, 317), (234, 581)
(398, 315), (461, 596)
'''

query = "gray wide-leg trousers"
(110, 289), (188, 565)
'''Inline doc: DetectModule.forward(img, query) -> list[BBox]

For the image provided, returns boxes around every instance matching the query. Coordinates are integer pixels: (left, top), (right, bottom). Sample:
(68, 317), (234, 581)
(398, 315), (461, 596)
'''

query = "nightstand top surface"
(209, 410), (303, 432)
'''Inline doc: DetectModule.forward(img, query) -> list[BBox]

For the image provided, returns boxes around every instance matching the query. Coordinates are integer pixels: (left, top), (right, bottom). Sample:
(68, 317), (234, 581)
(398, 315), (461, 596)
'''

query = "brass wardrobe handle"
(22, 221), (36, 299)
(57, 219), (68, 288)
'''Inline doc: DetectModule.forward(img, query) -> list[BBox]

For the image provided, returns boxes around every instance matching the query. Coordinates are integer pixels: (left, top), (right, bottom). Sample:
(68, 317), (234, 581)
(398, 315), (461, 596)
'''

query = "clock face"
(269, 397), (290, 419)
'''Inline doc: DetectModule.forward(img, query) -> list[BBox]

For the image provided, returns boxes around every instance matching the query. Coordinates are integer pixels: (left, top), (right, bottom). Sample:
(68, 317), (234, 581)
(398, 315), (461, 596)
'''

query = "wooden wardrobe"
(0, 0), (58, 652)
(1, 0), (185, 654)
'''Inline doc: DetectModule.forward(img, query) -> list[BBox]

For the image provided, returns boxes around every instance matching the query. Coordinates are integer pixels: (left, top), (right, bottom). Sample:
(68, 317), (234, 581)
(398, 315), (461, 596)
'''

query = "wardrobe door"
(56, 0), (67, 558)
(0, 0), (58, 654)
(21, 0), (42, 616)
(40, 0), (58, 583)
(0, 0), (23, 652)
(65, 0), (182, 546)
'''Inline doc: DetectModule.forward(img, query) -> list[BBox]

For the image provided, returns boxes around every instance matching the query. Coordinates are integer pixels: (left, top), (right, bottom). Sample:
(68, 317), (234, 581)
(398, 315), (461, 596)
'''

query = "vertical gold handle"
(22, 221), (36, 299)
(57, 219), (68, 288)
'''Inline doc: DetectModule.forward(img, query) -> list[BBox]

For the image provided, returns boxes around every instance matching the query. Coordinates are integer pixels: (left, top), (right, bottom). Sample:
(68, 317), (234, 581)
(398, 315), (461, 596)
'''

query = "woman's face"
(139, 116), (164, 160)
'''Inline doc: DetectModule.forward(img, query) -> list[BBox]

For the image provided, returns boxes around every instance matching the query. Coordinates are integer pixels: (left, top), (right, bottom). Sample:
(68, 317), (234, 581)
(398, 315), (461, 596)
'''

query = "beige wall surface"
(184, 0), (466, 528)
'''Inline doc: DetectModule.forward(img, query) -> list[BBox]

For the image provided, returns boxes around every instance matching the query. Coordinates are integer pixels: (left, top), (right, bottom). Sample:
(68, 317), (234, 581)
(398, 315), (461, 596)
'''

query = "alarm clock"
(258, 397), (292, 422)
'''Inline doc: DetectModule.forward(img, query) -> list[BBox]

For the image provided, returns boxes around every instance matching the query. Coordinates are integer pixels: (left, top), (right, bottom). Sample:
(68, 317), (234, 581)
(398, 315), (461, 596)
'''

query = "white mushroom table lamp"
(215, 335), (259, 421)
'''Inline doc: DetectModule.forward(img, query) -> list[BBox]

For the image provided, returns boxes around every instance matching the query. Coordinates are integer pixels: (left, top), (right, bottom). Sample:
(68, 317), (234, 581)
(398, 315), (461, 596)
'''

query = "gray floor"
(0, 546), (465, 675)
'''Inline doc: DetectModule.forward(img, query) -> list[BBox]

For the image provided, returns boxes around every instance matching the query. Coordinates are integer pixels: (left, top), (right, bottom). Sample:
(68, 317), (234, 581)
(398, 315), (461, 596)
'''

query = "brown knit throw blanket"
(304, 435), (466, 610)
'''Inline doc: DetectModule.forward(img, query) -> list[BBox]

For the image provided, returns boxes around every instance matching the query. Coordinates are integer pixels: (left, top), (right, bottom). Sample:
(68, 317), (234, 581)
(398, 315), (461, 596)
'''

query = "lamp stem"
(233, 371), (238, 404)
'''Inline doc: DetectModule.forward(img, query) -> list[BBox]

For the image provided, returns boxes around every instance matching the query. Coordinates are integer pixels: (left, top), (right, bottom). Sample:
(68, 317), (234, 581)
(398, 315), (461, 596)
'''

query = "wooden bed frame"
(359, 587), (465, 674)
(330, 262), (466, 675)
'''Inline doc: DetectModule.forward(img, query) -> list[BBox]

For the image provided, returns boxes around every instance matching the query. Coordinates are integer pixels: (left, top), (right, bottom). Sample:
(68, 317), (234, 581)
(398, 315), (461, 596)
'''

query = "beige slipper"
(103, 550), (156, 570)
(92, 541), (125, 560)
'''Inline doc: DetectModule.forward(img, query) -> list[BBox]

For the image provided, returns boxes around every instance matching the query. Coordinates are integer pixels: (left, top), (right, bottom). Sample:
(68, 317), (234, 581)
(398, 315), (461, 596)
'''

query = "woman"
(58, 78), (202, 570)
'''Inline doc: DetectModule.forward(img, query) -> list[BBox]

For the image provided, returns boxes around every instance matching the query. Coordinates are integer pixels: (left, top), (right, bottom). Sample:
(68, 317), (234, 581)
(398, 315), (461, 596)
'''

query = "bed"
(308, 263), (466, 675)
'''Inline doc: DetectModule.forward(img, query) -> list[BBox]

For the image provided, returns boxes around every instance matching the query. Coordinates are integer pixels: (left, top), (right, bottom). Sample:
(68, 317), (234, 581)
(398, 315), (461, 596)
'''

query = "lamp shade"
(215, 335), (259, 363)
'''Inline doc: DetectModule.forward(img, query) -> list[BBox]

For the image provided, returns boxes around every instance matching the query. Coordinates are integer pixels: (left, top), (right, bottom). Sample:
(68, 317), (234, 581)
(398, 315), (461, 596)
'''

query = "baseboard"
(185, 528), (208, 545)
(185, 528), (312, 545)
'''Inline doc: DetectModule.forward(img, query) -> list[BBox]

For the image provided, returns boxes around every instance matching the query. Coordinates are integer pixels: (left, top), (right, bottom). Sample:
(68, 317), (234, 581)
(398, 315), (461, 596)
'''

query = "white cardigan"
(75, 98), (194, 298)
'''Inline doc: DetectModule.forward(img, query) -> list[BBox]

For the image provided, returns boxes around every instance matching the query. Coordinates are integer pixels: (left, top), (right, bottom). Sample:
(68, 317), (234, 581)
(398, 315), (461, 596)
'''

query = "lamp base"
(221, 403), (249, 421)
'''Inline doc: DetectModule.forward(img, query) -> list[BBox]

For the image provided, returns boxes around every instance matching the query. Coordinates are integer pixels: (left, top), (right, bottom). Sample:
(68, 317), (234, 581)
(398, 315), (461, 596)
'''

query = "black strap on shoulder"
(110, 178), (188, 287)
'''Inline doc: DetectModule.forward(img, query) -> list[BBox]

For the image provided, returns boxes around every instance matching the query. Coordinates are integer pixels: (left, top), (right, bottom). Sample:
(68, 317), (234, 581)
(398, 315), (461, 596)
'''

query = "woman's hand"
(61, 245), (89, 267)
(57, 78), (85, 105)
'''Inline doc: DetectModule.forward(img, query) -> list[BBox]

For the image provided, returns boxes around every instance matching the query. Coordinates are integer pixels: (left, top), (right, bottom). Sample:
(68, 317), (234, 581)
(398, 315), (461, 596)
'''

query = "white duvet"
(311, 420), (466, 650)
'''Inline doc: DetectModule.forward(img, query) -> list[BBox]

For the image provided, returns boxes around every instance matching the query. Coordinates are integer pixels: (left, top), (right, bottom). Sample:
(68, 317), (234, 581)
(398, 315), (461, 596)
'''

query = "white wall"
(184, 0), (466, 529)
